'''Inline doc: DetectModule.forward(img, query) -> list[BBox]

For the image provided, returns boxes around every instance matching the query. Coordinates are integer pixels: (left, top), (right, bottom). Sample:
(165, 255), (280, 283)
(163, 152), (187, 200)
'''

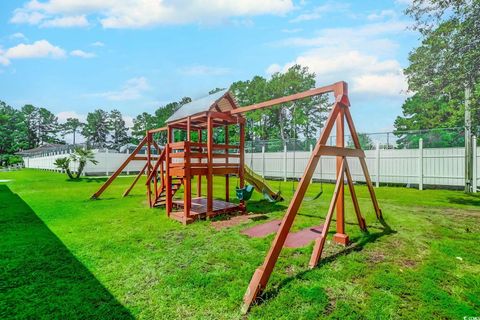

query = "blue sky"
(0, 0), (418, 136)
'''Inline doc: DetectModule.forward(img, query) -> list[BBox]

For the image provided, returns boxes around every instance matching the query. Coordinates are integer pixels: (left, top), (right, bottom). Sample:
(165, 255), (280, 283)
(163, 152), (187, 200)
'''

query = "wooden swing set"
(90, 80), (383, 312)
(229, 81), (383, 312)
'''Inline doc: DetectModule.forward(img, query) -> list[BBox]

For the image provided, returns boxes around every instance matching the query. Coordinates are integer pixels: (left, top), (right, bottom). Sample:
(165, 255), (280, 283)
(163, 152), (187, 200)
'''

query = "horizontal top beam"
(230, 81), (348, 115)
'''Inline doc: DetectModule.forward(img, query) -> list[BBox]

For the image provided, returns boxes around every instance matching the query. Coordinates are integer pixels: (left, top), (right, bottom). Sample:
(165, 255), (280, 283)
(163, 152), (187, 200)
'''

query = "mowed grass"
(1, 169), (479, 319)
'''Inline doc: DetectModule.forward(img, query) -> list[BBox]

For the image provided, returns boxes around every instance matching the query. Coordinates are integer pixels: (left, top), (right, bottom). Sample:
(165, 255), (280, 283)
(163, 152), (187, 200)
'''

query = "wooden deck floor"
(171, 197), (244, 224)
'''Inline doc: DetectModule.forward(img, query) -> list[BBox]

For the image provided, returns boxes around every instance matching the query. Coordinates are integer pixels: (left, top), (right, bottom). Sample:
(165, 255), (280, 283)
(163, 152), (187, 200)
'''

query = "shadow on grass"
(254, 218), (396, 307)
(245, 199), (287, 214)
(447, 195), (480, 207)
(0, 185), (133, 319)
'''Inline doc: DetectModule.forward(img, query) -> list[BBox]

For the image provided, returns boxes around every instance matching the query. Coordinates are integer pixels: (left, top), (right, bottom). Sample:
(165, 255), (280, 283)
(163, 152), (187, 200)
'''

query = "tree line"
(394, 0), (479, 148)
(0, 65), (327, 165)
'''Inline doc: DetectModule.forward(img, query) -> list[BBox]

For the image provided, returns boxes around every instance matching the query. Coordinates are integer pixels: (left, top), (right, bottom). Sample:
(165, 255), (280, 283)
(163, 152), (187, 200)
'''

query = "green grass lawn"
(1, 169), (479, 319)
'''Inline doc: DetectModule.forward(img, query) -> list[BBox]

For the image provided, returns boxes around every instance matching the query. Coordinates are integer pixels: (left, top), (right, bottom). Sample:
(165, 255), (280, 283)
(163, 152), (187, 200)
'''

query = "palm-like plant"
(70, 148), (98, 178)
(54, 157), (74, 179)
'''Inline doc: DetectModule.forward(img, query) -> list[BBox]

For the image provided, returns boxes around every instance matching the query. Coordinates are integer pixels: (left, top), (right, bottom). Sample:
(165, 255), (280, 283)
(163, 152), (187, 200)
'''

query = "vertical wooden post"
(419, 138), (423, 191)
(207, 114), (214, 216)
(239, 121), (245, 209)
(146, 131), (152, 207)
(225, 125), (230, 202)
(166, 126), (173, 216)
(197, 129), (202, 198)
(334, 107), (348, 245)
(184, 117), (192, 223)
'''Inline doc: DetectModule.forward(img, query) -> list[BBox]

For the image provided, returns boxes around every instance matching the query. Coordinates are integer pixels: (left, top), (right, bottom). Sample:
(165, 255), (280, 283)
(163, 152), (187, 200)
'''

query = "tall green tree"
(61, 118), (83, 145)
(399, 0), (480, 126)
(82, 109), (109, 148)
(109, 109), (129, 150)
(0, 101), (28, 154)
(37, 108), (61, 144)
(231, 64), (328, 148)
(21, 104), (39, 148)
(132, 112), (157, 143)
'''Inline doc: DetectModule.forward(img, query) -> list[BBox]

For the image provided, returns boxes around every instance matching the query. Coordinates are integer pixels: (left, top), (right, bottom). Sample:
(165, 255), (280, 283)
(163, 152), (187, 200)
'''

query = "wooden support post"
(166, 126), (173, 216)
(184, 141), (191, 224)
(344, 107), (382, 219)
(309, 158), (345, 268)
(207, 114), (214, 216)
(344, 160), (366, 231)
(333, 107), (348, 246)
(197, 129), (202, 197)
(225, 125), (230, 202)
(146, 132), (153, 207)
(239, 121), (245, 209)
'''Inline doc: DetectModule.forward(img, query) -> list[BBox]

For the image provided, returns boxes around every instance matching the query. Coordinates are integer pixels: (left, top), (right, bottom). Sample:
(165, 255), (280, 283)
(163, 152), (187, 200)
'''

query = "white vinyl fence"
(23, 138), (480, 191)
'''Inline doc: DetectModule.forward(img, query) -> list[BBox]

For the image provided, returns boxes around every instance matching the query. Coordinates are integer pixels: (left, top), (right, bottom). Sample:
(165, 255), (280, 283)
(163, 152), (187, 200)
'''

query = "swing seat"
(236, 185), (254, 201)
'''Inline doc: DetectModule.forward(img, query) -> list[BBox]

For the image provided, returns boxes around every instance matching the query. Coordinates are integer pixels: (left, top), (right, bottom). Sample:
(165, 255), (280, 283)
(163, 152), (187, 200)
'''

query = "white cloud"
(91, 77), (150, 101)
(40, 15), (89, 27)
(367, 9), (397, 21)
(352, 73), (407, 96)
(10, 8), (45, 24)
(90, 41), (104, 47)
(2, 40), (65, 64)
(290, 3), (349, 23)
(178, 65), (230, 76)
(266, 63), (282, 75)
(10, 32), (28, 41)
(267, 19), (411, 99)
(70, 49), (95, 58)
(12, 0), (294, 28)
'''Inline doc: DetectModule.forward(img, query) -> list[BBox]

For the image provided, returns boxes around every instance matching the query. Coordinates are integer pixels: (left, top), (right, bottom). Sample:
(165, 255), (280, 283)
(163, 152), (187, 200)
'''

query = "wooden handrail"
(146, 148), (166, 184)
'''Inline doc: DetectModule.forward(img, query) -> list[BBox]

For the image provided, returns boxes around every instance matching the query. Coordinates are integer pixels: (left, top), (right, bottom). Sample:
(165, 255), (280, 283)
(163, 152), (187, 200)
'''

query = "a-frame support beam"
(91, 136), (147, 199)
(123, 162), (148, 197)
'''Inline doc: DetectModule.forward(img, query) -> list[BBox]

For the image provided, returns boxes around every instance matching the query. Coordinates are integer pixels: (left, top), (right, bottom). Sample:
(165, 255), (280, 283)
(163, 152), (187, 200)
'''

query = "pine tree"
(109, 109), (129, 150)
(82, 109), (109, 148)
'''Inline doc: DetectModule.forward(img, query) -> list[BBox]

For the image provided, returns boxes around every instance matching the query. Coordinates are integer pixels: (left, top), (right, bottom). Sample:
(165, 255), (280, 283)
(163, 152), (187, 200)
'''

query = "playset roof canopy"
(166, 89), (240, 124)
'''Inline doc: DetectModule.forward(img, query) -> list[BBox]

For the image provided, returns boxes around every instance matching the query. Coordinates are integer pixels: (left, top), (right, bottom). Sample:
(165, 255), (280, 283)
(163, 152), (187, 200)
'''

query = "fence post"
(283, 144), (287, 182)
(375, 142), (380, 187)
(262, 145), (265, 178)
(309, 144), (313, 184)
(126, 149), (130, 175)
(105, 149), (109, 176)
(473, 136), (477, 193)
(419, 138), (423, 190)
